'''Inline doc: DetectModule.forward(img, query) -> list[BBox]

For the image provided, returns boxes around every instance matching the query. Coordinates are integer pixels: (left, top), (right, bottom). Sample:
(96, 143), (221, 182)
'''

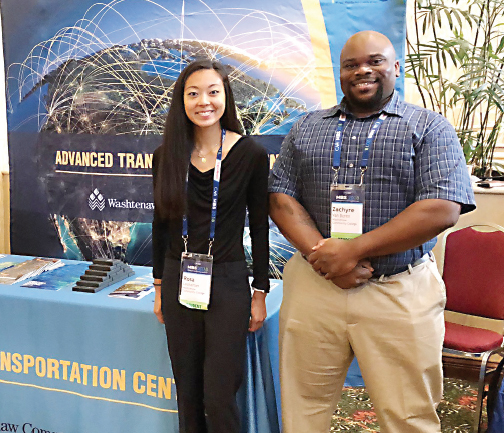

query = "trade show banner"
(1, 0), (406, 272)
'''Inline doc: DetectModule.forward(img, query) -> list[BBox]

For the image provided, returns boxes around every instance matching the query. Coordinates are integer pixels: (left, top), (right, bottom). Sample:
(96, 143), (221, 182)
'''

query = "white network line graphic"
(7, 0), (320, 135)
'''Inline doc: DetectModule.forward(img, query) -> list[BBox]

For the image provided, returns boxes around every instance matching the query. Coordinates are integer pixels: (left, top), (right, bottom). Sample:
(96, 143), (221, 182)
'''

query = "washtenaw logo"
(87, 188), (154, 211)
(107, 198), (154, 210)
(89, 188), (106, 211)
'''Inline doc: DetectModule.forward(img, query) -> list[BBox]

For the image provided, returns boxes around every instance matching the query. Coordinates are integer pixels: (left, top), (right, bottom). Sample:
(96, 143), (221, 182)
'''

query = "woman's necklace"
(194, 142), (220, 163)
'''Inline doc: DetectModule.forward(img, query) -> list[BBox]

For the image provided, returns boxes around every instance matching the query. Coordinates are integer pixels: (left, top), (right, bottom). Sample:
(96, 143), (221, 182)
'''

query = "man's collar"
(323, 91), (403, 119)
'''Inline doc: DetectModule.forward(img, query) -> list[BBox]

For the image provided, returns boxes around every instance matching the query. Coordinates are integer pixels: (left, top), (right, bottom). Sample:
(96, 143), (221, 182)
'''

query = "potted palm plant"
(405, 0), (504, 179)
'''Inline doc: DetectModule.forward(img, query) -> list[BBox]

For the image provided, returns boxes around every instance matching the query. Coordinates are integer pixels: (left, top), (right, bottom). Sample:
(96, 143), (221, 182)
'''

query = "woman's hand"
(154, 281), (164, 324)
(249, 290), (267, 332)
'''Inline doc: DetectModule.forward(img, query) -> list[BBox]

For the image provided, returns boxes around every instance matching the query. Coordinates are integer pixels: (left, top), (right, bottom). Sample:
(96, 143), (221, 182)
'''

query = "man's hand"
(249, 291), (267, 332)
(330, 260), (374, 289)
(308, 238), (363, 279)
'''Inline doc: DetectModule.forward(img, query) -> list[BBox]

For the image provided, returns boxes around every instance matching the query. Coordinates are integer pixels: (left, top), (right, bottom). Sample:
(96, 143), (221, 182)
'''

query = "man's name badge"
(179, 252), (213, 310)
(330, 184), (364, 239)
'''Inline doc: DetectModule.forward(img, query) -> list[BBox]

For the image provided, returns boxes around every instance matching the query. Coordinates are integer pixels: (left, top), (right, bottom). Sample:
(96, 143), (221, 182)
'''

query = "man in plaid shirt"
(269, 31), (475, 433)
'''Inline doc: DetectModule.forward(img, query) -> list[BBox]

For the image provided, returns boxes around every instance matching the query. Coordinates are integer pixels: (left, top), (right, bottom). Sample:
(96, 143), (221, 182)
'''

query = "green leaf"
(497, 36), (504, 53)
(445, 10), (454, 29)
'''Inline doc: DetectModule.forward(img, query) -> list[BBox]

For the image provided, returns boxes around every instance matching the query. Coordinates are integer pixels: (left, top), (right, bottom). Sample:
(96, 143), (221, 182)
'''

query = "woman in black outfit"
(152, 59), (270, 433)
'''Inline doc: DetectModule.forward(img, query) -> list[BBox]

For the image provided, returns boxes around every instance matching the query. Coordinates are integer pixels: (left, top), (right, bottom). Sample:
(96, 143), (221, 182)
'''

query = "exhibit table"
(0, 256), (282, 433)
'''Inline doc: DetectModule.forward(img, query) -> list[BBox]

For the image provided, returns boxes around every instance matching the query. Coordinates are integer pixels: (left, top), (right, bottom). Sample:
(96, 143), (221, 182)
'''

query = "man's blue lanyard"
(182, 129), (226, 256)
(332, 113), (387, 185)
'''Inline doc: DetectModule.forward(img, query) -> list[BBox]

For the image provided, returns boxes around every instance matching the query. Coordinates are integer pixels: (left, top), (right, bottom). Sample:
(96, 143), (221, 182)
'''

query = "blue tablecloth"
(0, 256), (285, 433)
(0, 255), (363, 433)
(238, 281), (283, 433)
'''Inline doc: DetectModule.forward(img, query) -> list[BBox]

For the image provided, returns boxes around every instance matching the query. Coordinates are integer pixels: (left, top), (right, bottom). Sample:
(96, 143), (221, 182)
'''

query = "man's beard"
(347, 83), (385, 112)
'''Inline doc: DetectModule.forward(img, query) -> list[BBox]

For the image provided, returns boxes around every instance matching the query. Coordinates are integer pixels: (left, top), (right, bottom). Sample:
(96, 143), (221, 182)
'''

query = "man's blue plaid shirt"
(269, 91), (476, 276)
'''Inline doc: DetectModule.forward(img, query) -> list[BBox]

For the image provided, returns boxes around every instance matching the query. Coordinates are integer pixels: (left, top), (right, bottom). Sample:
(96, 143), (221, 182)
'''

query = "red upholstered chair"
(441, 223), (504, 433)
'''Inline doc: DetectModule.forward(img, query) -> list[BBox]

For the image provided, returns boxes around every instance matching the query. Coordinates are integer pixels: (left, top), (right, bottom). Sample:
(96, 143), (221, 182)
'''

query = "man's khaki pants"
(279, 252), (445, 433)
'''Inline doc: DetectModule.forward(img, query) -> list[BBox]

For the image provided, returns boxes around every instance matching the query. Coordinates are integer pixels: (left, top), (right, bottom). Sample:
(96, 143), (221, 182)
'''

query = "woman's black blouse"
(152, 136), (270, 292)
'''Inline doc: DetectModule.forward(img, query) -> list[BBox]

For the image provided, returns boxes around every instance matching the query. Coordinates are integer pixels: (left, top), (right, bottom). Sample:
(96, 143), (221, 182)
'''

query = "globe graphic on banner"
(39, 40), (308, 136)
(7, 2), (318, 277)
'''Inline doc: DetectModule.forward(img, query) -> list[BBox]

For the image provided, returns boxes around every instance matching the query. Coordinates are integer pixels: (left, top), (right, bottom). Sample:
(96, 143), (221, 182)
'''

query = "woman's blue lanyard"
(332, 112), (387, 186)
(182, 129), (226, 256)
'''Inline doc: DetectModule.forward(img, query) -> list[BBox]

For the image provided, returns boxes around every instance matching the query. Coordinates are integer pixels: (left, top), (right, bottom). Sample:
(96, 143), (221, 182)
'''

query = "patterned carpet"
(331, 378), (485, 432)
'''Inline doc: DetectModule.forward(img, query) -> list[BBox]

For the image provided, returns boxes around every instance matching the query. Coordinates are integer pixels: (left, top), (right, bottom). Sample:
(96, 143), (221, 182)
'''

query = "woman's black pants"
(161, 259), (252, 433)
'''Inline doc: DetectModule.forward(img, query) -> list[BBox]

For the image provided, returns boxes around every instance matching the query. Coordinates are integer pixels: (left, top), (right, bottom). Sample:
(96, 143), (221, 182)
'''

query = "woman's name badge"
(330, 184), (364, 239)
(179, 252), (213, 310)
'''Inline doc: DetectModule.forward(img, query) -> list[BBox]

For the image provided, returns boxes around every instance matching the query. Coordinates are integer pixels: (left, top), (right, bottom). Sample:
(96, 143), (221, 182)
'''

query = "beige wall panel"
(0, 172), (9, 254)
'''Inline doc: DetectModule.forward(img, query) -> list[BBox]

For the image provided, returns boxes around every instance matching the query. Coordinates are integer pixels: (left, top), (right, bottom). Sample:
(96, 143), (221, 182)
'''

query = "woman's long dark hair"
(154, 59), (242, 219)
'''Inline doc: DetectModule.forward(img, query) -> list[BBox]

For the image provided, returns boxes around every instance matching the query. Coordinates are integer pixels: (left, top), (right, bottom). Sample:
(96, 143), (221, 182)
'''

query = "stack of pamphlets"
(0, 257), (63, 285)
(108, 275), (154, 300)
(22, 262), (89, 291)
